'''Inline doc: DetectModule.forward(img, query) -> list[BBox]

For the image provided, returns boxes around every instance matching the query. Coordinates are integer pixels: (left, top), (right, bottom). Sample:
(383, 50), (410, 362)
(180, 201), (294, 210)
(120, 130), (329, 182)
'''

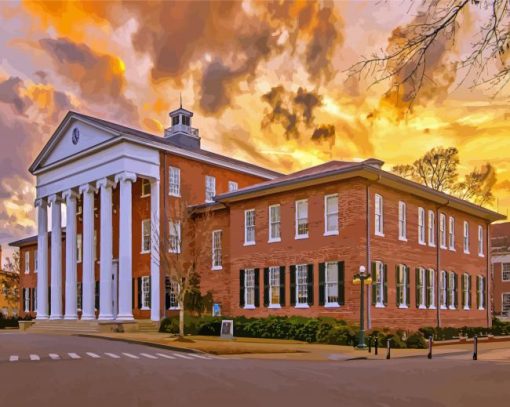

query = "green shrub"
(406, 331), (426, 349)
(319, 325), (358, 346)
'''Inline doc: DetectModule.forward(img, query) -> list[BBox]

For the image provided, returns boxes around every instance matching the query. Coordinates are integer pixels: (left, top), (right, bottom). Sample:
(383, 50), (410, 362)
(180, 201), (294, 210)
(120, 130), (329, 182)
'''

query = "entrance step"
(137, 320), (159, 333)
(28, 320), (100, 334)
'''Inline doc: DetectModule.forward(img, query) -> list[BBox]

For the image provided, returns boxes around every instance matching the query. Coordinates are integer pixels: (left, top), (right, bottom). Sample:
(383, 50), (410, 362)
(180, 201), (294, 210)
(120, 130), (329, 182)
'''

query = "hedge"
(0, 316), (20, 329)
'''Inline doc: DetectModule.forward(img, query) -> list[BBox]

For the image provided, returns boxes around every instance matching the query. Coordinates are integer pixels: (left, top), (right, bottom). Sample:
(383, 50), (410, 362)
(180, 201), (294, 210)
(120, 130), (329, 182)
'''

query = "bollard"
(368, 336), (372, 353)
(427, 336), (433, 359)
(375, 337), (378, 355)
(473, 335), (478, 361)
(386, 339), (391, 360)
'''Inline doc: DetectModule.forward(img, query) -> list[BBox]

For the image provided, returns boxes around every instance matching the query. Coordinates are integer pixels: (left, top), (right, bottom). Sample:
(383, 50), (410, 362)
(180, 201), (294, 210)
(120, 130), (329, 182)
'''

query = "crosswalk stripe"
(9, 355), (19, 362)
(187, 353), (211, 360)
(122, 353), (139, 359)
(105, 353), (120, 359)
(49, 353), (60, 360)
(30, 354), (40, 361)
(171, 353), (194, 360)
(86, 352), (101, 359)
(68, 353), (81, 359)
(140, 353), (158, 359)
(155, 353), (176, 359)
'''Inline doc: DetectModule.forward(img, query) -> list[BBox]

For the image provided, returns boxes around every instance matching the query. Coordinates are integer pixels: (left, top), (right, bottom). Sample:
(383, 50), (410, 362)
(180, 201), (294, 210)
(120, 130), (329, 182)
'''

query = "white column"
(115, 172), (136, 320)
(79, 183), (97, 320)
(63, 189), (78, 320)
(150, 179), (160, 322)
(97, 178), (115, 320)
(48, 194), (63, 320)
(35, 198), (49, 320)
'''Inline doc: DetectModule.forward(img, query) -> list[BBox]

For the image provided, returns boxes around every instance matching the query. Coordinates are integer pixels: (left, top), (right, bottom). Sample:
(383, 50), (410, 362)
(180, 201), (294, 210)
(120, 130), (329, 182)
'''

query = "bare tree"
(349, 0), (510, 107)
(151, 199), (214, 338)
(2, 249), (20, 311)
(393, 145), (497, 205)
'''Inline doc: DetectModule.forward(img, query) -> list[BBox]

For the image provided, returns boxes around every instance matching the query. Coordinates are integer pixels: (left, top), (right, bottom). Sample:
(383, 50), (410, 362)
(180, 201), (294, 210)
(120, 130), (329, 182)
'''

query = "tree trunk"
(179, 301), (185, 338)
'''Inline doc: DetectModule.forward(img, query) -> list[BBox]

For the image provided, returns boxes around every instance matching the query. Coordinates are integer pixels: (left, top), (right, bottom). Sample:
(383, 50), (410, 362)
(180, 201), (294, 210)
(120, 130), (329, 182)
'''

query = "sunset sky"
(1, 1), (509, 258)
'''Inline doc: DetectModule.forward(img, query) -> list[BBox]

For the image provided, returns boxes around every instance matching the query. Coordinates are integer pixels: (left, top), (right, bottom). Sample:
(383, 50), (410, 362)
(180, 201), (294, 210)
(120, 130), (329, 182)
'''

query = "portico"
(30, 114), (161, 322)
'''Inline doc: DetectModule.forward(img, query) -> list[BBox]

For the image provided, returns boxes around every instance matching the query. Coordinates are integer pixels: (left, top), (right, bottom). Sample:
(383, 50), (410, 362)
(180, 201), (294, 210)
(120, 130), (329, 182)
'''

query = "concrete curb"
(75, 334), (207, 355)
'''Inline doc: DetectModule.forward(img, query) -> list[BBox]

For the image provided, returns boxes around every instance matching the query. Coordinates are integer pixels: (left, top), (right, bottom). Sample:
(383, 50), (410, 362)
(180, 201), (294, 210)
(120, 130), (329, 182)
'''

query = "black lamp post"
(356, 265), (368, 349)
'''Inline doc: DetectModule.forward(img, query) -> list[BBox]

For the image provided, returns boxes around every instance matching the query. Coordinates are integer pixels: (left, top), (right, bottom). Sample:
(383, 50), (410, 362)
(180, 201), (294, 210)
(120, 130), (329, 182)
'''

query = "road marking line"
(30, 354), (40, 361)
(140, 353), (158, 359)
(49, 353), (60, 360)
(105, 353), (120, 359)
(122, 353), (139, 359)
(156, 353), (176, 359)
(68, 353), (81, 359)
(171, 353), (194, 360)
(86, 352), (101, 359)
(9, 355), (19, 362)
(187, 353), (211, 360)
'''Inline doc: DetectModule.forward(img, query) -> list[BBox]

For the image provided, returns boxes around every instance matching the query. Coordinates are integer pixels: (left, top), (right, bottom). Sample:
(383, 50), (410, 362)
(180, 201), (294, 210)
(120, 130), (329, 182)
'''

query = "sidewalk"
(81, 331), (510, 362)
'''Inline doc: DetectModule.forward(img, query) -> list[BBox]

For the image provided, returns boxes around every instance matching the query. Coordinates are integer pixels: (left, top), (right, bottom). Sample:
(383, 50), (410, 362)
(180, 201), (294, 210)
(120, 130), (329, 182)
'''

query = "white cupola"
(164, 100), (201, 149)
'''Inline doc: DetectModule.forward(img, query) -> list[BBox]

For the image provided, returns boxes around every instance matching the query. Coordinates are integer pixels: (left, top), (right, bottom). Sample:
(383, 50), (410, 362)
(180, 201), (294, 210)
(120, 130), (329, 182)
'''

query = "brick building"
(491, 222), (510, 317)
(10, 107), (505, 330)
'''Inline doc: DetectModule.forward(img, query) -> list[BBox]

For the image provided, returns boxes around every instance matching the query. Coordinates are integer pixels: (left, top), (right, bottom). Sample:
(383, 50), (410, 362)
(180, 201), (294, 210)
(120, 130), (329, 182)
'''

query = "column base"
(36, 314), (49, 320)
(80, 314), (96, 321)
(116, 313), (134, 321)
(64, 315), (78, 320)
(49, 315), (63, 320)
(98, 314), (115, 321)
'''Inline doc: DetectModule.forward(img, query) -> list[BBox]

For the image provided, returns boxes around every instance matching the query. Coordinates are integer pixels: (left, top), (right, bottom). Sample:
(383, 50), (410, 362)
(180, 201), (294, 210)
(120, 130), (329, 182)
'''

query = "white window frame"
(169, 166), (181, 197)
(478, 276), (485, 310)
(325, 262), (340, 307)
(478, 225), (484, 257)
(463, 273), (470, 310)
(502, 292), (510, 315)
(397, 264), (408, 308)
(295, 199), (309, 239)
(77, 233), (82, 263)
(428, 268), (436, 309)
(374, 261), (385, 308)
(169, 221), (181, 254)
(417, 267), (427, 309)
(141, 276), (151, 310)
(398, 201), (407, 241)
(34, 250), (38, 273)
(268, 204), (281, 243)
(449, 216), (455, 251)
(205, 175), (216, 203)
(428, 210), (435, 247)
(168, 279), (180, 310)
(418, 207), (425, 245)
(244, 209), (256, 246)
(141, 178), (151, 197)
(24, 252), (30, 274)
(24, 288), (30, 312)
(268, 266), (281, 308)
(439, 213), (447, 249)
(502, 263), (510, 282)
(374, 194), (384, 236)
(244, 269), (255, 309)
(228, 181), (238, 192)
(295, 264), (309, 308)
(440, 270), (448, 309)
(448, 271), (456, 310)
(141, 219), (151, 253)
(324, 194), (339, 236)
(463, 221), (470, 254)
(211, 230), (222, 270)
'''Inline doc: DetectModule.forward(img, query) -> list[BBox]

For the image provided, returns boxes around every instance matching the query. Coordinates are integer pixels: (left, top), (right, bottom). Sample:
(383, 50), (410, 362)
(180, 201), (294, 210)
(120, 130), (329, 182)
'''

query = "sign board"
(212, 303), (221, 317)
(220, 320), (234, 339)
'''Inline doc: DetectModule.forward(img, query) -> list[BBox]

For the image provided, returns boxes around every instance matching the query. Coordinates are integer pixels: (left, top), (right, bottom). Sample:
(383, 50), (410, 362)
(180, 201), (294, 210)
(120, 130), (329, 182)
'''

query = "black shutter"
(338, 261), (345, 305)
(454, 272), (458, 309)
(239, 270), (245, 308)
(425, 269), (431, 308)
(132, 278), (135, 310)
(462, 274), (466, 308)
(445, 272), (450, 308)
(307, 264), (314, 306)
(279, 266), (285, 306)
(95, 281), (99, 310)
(396, 265), (401, 306)
(383, 264), (388, 306)
(165, 277), (170, 310)
(254, 269), (260, 307)
(468, 274), (472, 308)
(30, 288), (34, 312)
(137, 277), (142, 309)
(371, 262), (377, 305)
(148, 276), (152, 309)
(415, 268), (420, 308)
(263, 268), (269, 307)
(319, 263), (325, 306)
(290, 265), (296, 306)
(406, 266), (411, 307)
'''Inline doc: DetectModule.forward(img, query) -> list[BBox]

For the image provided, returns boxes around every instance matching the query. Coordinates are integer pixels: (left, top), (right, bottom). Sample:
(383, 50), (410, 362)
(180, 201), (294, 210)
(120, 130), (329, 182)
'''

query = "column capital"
(96, 177), (116, 190)
(62, 189), (79, 201)
(115, 171), (137, 184)
(35, 197), (47, 208)
(48, 194), (63, 205)
(79, 183), (98, 195)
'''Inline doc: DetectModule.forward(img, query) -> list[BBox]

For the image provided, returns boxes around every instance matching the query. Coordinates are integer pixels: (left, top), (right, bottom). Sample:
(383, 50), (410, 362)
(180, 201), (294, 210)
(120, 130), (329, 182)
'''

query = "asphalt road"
(1, 332), (509, 407)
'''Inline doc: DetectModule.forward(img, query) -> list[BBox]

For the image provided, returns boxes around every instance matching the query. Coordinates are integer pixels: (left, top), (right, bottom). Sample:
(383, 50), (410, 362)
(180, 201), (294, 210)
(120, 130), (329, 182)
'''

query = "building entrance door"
(112, 260), (119, 319)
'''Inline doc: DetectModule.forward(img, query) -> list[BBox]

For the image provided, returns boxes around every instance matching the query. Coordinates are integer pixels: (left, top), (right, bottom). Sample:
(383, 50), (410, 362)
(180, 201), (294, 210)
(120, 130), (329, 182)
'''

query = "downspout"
(486, 221), (491, 328)
(366, 182), (371, 329)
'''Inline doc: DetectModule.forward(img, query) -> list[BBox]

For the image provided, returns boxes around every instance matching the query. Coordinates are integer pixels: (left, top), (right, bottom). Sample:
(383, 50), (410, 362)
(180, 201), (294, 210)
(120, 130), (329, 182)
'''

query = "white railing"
(164, 124), (200, 138)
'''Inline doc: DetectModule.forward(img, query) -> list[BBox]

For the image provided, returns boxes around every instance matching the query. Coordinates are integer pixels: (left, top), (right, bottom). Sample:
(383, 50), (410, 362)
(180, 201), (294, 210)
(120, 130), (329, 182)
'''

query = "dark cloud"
(0, 77), (32, 116)
(39, 37), (138, 123)
(294, 87), (322, 125)
(311, 124), (335, 141)
(34, 70), (48, 84)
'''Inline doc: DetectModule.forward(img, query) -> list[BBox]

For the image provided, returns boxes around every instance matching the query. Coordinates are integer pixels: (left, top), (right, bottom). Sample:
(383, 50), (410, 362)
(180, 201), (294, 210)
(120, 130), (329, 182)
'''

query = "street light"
(356, 265), (368, 349)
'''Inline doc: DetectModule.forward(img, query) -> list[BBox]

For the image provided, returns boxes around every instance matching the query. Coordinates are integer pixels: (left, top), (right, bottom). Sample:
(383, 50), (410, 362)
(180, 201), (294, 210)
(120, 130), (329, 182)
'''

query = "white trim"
(418, 207), (425, 245)
(294, 304), (310, 309)
(268, 266), (281, 307)
(211, 229), (222, 270)
(398, 201), (407, 241)
(374, 193), (384, 236)
(324, 194), (339, 235)
(268, 304), (282, 309)
(439, 213), (447, 249)
(463, 220), (470, 254)
(324, 303), (340, 308)
(428, 210), (436, 247)
(244, 209), (256, 245)
(141, 219), (151, 254)
(295, 199), (309, 239)
(243, 305), (256, 310)
(168, 166), (181, 197)
(449, 216), (455, 251)
(268, 204), (281, 243)
(477, 224), (484, 257)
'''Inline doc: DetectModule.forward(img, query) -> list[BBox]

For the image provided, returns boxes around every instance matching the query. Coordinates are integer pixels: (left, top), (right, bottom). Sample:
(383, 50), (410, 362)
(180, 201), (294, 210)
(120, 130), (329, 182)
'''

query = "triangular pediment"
(30, 112), (120, 173)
